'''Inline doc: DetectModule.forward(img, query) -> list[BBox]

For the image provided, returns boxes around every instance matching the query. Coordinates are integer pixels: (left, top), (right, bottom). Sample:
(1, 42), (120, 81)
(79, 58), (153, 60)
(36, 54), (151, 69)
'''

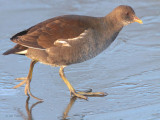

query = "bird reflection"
(17, 91), (105, 119)
(17, 96), (77, 120)
(17, 97), (43, 120)
(62, 96), (77, 120)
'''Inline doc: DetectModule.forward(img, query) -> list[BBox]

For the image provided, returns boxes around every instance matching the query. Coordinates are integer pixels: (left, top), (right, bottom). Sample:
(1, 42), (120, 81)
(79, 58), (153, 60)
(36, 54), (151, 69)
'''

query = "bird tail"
(3, 48), (17, 55)
(3, 44), (28, 55)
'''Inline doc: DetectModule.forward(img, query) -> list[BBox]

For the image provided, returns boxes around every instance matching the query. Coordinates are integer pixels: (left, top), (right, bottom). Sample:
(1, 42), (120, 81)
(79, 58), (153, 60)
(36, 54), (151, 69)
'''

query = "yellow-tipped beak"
(134, 16), (143, 24)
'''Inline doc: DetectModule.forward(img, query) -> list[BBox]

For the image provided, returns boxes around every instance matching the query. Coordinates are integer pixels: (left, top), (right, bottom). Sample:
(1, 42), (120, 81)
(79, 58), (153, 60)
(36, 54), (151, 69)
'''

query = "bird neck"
(103, 12), (123, 41)
(104, 12), (123, 32)
(96, 14), (123, 49)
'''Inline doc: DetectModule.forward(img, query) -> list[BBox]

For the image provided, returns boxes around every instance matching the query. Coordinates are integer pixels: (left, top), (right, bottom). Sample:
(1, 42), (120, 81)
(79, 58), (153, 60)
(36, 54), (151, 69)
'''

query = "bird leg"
(59, 66), (107, 100)
(59, 66), (87, 100)
(13, 60), (43, 101)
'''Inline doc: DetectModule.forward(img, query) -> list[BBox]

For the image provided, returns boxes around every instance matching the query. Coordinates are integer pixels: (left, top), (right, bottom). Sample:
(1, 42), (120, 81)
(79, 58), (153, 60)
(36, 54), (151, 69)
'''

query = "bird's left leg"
(13, 60), (43, 101)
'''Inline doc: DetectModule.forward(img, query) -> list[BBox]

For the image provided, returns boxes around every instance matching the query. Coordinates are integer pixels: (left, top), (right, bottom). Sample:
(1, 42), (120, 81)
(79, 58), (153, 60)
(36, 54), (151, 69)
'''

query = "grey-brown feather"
(4, 5), (137, 66)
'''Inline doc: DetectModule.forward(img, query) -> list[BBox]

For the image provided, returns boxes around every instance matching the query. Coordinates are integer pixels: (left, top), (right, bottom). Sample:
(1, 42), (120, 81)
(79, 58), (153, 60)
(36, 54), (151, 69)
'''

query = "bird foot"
(77, 91), (107, 96)
(71, 91), (88, 100)
(70, 89), (107, 100)
(14, 77), (28, 89)
(13, 77), (43, 101)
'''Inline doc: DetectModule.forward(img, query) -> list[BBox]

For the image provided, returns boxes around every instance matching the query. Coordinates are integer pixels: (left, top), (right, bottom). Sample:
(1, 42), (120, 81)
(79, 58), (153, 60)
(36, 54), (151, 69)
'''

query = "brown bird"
(3, 5), (143, 101)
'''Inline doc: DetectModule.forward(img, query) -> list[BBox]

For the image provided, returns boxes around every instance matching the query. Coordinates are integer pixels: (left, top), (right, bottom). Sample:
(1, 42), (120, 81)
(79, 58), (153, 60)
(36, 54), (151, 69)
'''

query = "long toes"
(80, 95), (88, 100)
(23, 81), (43, 101)
(90, 92), (108, 96)
(76, 94), (88, 100)
(27, 86), (43, 101)
(15, 77), (27, 80)
(72, 92), (88, 100)
(77, 91), (108, 96)
(101, 92), (108, 96)
(28, 91), (43, 101)
(13, 77), (43, 101)
(77, 88), (92, 93)
(13, 80), (26, 89)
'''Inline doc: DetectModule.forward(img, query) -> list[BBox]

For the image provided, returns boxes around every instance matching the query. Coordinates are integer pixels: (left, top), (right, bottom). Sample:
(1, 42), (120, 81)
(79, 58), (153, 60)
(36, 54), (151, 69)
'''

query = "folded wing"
(11, 15), (91, 50)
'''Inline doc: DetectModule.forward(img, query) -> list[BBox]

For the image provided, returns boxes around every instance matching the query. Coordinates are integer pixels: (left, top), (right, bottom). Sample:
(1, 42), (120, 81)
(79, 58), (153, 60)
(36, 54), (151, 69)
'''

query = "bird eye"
(126, 12), (129, 16)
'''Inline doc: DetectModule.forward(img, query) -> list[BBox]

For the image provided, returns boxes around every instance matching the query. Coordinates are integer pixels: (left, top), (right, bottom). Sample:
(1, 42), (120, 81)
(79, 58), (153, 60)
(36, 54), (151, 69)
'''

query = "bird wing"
(11, 15), (92, 50)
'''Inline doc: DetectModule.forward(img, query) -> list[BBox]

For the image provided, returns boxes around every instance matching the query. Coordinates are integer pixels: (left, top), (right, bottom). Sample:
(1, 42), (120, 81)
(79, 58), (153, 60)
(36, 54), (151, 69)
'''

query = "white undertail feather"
(15, 50), (28, 54)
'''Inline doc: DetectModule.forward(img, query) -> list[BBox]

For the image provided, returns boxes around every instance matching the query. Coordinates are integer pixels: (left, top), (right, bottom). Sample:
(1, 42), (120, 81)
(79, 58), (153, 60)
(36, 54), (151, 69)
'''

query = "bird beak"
(133, 16), (143, 24)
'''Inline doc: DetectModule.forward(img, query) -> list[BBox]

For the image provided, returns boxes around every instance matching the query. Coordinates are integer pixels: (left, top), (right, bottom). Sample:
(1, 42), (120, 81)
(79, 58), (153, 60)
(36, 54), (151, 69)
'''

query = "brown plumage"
(3, 5), (142, 101)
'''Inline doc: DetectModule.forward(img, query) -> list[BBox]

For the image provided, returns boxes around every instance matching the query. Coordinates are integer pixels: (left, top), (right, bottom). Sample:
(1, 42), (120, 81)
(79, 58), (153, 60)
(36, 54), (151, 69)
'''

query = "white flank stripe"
(54, 40), (71, 47)
(54, 29), (88, 47)
(68, 30), (88, 41)
(57, 41), (68, 44)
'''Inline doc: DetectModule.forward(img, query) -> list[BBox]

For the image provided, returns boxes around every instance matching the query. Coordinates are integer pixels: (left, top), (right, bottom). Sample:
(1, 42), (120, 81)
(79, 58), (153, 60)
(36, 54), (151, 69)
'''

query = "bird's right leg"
(59, 66), (107, 100)
(59, 66), (88, 100)
(13, 60), (42, 101)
